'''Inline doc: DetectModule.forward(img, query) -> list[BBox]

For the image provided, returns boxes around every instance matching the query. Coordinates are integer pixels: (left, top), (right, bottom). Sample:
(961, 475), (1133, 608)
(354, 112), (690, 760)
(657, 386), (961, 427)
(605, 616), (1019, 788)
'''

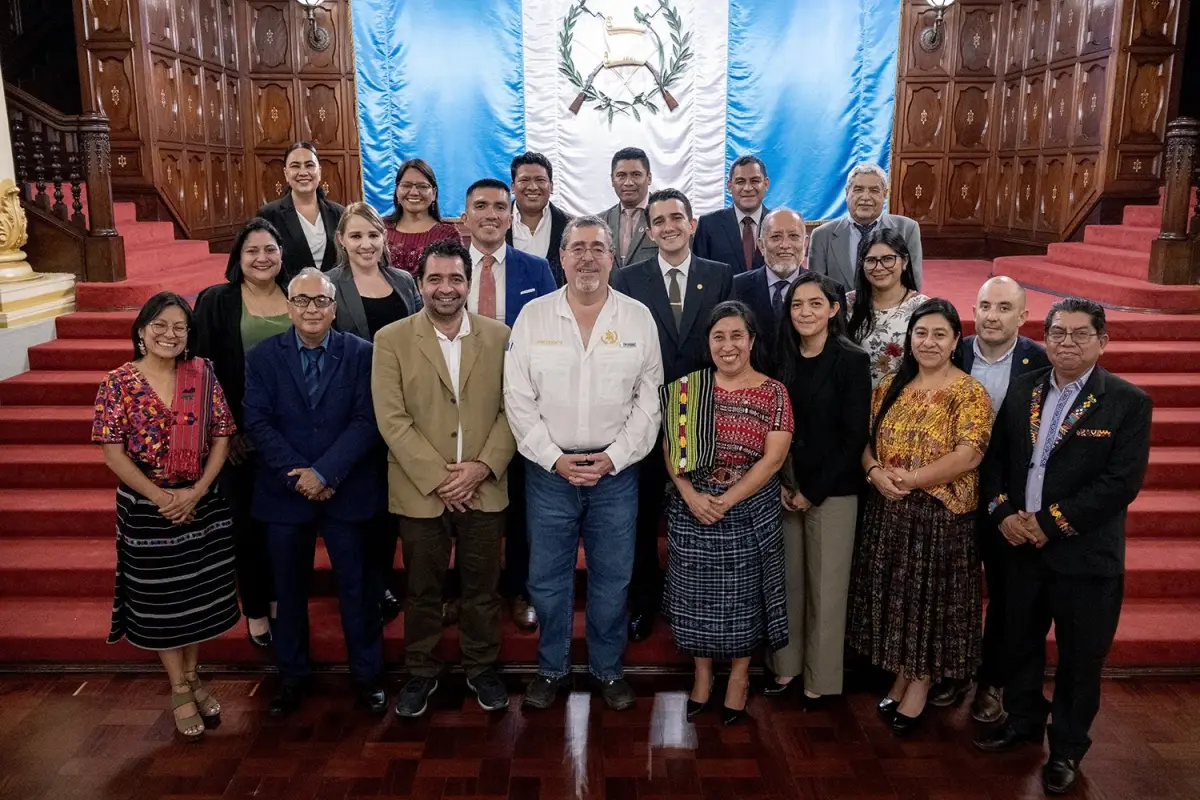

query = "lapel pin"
(1022, 358), (1029, 365)
(696, 283), (703, 290)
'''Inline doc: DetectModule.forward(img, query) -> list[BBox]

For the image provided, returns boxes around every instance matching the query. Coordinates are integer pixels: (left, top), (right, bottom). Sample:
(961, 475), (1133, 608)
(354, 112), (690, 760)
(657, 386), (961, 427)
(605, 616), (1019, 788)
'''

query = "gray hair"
(287, 266), (336, 298)
(760, 206), (807, 238)
(845, 163), (889, 194)
(561, 215), (614, 251)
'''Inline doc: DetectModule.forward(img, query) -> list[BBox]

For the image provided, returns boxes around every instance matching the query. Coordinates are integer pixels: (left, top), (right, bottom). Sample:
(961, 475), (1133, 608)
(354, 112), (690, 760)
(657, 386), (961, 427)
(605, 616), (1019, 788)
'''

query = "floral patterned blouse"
(91, 361), (236, 486)
(870, 373), (993, 515)
(846, 290), (930, 386)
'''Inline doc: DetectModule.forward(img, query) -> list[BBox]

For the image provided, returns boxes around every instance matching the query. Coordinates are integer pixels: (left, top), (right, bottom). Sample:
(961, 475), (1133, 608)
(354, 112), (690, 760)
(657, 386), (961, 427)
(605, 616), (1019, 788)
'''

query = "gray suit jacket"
(599, 203), (658, 268)
(327, 264), (421, 341)
(808, 213), (923, 291)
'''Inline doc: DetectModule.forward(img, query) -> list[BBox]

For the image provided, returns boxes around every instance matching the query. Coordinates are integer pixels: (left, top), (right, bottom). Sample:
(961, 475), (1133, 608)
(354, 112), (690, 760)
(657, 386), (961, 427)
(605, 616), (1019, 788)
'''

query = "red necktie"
(478, 254), (497, 319)
(741, 216), (756, 271)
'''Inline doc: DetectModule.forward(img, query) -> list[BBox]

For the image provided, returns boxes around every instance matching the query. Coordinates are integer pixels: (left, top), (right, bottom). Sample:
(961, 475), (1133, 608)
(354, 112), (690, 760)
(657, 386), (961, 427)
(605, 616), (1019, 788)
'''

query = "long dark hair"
(775, 271), (860, 384)
(383, 158), (442, 223)
(870, 297), (963, 453)
(705, 300), (770, 375)
(225, 217), (286, 285)
(131, 291), (196, 363)
(847, 227), (919, 343)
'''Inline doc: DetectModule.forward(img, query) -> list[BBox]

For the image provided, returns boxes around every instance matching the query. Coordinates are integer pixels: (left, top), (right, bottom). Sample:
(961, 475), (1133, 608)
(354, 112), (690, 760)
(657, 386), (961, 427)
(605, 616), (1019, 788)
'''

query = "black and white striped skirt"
(109, 484), (241, 650)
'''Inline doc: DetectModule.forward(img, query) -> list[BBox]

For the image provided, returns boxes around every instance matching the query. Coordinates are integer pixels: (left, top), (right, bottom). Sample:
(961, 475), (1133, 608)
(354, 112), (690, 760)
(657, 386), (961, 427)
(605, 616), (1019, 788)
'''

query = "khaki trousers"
(766, 494), (858, 695)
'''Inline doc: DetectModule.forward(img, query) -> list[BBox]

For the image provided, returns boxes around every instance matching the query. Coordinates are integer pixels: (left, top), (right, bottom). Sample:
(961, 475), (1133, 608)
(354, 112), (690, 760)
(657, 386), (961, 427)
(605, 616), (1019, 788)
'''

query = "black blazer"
(193, 282), (252, 426)
(506, 201), (571, 287)
(981, 366), (1153, 577)
(783, 336), (872, 505)
(326, 264), (421, 341)
(693, 206), (769, 273)
(962, 334), (1050, 377)
(610, 255), (734, 384)
(257, 190), (345, 280)
(732, 267), (780, 355)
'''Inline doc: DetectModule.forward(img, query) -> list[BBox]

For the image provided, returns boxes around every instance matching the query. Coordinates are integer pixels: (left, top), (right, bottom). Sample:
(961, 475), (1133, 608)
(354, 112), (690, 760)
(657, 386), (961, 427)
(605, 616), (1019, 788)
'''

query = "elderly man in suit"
(372, 238), (516, 719)
(506, 151), (571, 287)
(599, 147), (658, 268)
(732, 207), (808, 356)
(975, 297), (1152, 796)
(611, 188), (734, 640)
(243, 267), (387, 718)
(694, 155), (771, 273)
(809, 163), (923, 290)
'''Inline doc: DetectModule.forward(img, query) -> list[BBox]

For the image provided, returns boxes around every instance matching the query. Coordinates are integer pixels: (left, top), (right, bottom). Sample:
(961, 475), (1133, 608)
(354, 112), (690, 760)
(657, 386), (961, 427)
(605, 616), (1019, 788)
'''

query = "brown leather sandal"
(185, 673), (221, 722)
(171, 685), (205, 741)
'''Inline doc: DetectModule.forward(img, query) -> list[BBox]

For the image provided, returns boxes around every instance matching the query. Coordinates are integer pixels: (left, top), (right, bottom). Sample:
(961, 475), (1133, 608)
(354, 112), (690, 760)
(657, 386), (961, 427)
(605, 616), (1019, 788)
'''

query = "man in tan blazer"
(371, 238), (516, 718)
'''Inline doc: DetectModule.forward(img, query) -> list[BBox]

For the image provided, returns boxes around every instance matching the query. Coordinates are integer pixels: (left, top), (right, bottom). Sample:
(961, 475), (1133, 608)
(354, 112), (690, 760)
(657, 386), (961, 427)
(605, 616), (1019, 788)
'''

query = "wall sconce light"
(919, 0), (956, 52)
(295, 0), (332, 51)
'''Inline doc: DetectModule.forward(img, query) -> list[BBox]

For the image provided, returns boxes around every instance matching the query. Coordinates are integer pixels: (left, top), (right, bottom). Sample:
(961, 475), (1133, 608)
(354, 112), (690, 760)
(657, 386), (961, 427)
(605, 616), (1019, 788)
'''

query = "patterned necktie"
(478, 253), (497, 319)
(853, 220), (876, 238)
(741, 216), (756, 271)
(667, 268), (683, 330)
(771, 280), (786, 318)
(303, 345), (324, 397)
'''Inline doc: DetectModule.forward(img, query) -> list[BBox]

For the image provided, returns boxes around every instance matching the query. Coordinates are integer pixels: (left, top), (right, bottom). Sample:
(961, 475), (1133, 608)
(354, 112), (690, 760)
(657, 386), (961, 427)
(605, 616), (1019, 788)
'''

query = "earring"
(138, 339), (146, 355)
(183, 348), (190, 360)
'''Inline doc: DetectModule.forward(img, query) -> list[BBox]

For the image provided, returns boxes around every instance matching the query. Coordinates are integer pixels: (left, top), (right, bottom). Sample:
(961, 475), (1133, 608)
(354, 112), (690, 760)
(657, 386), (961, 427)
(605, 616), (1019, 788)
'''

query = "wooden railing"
(5, 84), (124, 282)
(1148, 117), (1200, 286)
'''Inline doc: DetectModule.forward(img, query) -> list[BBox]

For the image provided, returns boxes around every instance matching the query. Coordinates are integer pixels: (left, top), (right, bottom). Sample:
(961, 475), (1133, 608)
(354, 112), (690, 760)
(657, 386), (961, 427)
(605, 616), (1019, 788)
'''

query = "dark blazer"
(506, 201), (571, 287)
(610, 255), (734, 384)
(962, 334), (1050, 377)
(193, 282), (253, 427)
(326, 264), (421, 341)
(257, 190), (345, 279)
(500, 245), (558, 327)
(783, 336), (872, 505)
(600, 203), (657, 267)
(243, 328), (385, 525)
(981, 365), (1153, 577)
(808, 213), (923, 290)
(693, 206), (770, 273)
(732, 266), (783, 355)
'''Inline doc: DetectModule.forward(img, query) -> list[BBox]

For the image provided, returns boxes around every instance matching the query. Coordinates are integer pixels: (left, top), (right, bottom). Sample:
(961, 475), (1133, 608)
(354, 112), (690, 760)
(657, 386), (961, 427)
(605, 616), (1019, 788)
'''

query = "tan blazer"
(371, 311), (516, 518)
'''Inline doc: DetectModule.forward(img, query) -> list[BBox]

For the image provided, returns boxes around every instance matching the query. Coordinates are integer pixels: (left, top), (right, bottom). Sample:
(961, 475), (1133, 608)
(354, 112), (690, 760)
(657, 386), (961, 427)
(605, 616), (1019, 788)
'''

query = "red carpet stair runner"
(1, 203), (1199, 668)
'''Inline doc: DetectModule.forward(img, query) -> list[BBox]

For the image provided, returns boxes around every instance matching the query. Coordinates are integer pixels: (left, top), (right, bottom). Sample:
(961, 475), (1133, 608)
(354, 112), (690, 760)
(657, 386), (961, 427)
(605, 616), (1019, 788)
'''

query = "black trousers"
(219, 454), (273, 620)
(500, 456), (530, 598)
(362, 511), (398, 608)
(976, 516), (1012, 688)
(1004, 550), (1123, 763)
(629, 437), (667, 614)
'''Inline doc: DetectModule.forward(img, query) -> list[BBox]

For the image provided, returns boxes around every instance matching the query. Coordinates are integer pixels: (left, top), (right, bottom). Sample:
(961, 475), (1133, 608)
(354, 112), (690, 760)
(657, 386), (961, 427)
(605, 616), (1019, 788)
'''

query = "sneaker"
(971, 685), (1005, 723)
(394, 676), (438, 718)
(521, 675), (564, 710)
(466, 669), (510, 712)
(597, 678), (636, 711)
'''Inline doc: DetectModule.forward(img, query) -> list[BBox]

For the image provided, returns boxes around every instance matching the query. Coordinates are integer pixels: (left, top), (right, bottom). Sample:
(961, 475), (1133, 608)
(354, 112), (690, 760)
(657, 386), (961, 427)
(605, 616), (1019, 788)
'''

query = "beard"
(767, 260), (800, 278)
(573, 274), (602, 294)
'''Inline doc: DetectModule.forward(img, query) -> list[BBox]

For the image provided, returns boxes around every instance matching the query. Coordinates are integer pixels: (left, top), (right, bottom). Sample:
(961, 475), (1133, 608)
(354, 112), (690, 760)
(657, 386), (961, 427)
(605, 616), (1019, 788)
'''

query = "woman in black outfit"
(257, 142), (345, 279)
(193, 218), (293, 647)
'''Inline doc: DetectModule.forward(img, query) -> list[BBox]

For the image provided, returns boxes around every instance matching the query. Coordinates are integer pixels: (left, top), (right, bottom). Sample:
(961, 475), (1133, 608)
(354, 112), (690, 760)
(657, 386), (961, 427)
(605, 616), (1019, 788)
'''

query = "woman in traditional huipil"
(92, 292), (241, 741)
(383, 158), (461, 275)
(847, 298), (992, 736)
(846, 228), (929, 386)
(662, 301), (793, 725)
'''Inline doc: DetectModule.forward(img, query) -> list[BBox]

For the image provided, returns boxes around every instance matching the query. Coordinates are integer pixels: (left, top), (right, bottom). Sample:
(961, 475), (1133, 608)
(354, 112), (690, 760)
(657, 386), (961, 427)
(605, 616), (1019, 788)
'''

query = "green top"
(240, 301), (291, 353)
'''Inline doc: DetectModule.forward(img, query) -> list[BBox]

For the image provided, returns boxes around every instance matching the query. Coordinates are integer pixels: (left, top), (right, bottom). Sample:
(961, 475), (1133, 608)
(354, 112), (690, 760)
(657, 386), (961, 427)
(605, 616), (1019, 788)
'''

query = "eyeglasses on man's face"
(289, 294), (335, 310)
(1046, 328), (1099, 345)
(148, 321), (189, 336)
(565, 244), (610, 258)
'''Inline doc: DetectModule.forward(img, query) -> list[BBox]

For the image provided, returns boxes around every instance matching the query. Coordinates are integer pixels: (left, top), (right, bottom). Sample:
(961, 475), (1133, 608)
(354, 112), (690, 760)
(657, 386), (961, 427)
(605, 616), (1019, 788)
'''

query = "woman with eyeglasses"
(846, 298), (992, 737)
(92, 292), (241, 741)
(256, 142), (345, 280)
(383, 158), (461, 275)
(846, 228), (929, 386)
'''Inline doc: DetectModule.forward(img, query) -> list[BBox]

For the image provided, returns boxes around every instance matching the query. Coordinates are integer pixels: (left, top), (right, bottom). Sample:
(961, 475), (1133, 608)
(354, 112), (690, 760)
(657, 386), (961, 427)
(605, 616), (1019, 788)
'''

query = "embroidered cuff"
(1047, 503), (1078, 538)
(987, 493), (1009, 515)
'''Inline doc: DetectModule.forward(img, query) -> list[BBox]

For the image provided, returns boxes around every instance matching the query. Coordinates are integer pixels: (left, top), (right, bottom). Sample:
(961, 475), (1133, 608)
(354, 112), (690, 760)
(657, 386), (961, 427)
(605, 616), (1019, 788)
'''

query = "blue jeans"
(525, 463), (639, 680)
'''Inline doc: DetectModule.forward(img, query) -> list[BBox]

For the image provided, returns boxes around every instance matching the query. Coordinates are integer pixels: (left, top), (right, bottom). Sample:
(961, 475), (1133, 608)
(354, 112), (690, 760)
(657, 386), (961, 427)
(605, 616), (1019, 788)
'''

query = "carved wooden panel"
(299, 81), (342, 148)
(257, 155), (287, 206)
(89, 52), (138, 139)
(1027, 0), (1052, 68)
(297, 2), (341, 73)
(1014, 158), (1039, 229)
(1045, 68), (1075, 147)
(83, 0), (133, 41)
(956, 7), (998, 76)
(230, 154), (247, 219)
(1036, 156), (1068, 233)
(1020, 74), (1046, 149)
(227, 77), (243, 147)
(175, 0), (200, 58)
(906, 6), (952, 77)
(197, 0), (222, 64)
(253, 81), (294, 148)
(159, 149), (186, 210)
(945, 159), (987, 225)
(951, 84), (992, 152)
(347, 154), (362, 202)
(1053, 0), (1084, 60)
(221, 0), (239, 70)
(1129, 0), (1178, 47)
(346, 80), (359, 149)
(211, 153), (230, 225)
(1005, 1), (1029, 73)
(998, 78), (1021, 151)
(1082, 0), (1116, 54)
(151, 56), (181, 141)
(181, 64), (205, 143)
(1074, 59), (1106, 145)
(897, 159), (941, 225)
(145, 0), (176, 50)
(1069, 155), (1099, 216)
(901, 84), (947, 152)
(184, 153), (211, 228)
(1115, 151), (1161, 181)
(111, 147), (143, 178)
(250, 3), (291, 72)
(1120, 55), (1170, 146)
(990, 157), (1017, 228)
(204, 70), (225, 144)
(317, 158), (345, 202)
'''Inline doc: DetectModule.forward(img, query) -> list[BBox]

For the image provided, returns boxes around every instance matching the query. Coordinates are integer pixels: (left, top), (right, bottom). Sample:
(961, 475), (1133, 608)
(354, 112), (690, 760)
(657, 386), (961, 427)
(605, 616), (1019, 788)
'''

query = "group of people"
(91, 141), (1152, 797)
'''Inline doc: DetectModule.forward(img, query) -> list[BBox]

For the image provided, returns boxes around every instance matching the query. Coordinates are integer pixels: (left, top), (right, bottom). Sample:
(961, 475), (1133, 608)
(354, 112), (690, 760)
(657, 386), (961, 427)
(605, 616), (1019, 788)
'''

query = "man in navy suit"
(732, 208), (808, 357)
(611, 188), (734, 640)
(694, 155), (771, 273)
(506, 152), (571, 287)
(243, 267), (387, 718)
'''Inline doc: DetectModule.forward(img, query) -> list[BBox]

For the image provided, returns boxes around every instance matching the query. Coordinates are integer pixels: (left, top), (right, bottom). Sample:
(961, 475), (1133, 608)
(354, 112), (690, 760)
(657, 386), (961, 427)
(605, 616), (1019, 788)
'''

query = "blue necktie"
(771, 280), (786, 318)
(303, 346), (324, 398)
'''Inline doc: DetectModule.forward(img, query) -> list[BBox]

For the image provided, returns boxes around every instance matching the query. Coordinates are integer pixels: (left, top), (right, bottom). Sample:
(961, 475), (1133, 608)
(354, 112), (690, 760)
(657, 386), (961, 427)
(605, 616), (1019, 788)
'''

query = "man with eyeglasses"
(975, 297), (1152, 796)
(694, 155), (772, 273)
(809, 162), (924, 290)
(506, 152), (571, 287)
(243, 267), (387, 719)
(732, 207), (808, 355)
(504, 216), (664, 713)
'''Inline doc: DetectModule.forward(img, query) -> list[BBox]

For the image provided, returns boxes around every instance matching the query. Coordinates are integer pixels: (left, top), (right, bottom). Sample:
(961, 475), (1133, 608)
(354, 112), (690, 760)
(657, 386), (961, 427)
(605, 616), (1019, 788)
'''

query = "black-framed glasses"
(863, 254), (899, 271)
(289, 294), (334, 310)
(1046, 328), (1099, 345)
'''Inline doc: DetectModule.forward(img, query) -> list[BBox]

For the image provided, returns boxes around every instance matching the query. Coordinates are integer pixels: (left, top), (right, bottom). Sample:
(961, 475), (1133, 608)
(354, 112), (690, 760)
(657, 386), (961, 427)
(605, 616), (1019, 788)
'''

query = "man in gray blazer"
(809, 163), (923, 290)
(598, 147), (658, 268)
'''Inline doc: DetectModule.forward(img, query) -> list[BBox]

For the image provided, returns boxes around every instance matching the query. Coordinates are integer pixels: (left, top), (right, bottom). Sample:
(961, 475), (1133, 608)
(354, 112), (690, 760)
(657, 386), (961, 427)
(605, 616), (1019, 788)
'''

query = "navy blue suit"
(732, 266), (784, 356)
(693, 206), (769, 273)
(502, 245), (558, 327)
(243, 328), (385, 687)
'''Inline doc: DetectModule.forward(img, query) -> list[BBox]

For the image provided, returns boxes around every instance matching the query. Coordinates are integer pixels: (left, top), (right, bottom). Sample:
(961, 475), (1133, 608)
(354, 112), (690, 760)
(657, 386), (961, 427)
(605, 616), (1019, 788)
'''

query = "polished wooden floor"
(1, 672), (1197, 800)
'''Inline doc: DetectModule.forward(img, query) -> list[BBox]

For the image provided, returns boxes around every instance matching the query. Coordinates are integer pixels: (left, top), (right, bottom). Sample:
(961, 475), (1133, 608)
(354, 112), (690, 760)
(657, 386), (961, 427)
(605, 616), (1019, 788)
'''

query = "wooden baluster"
(11, 111), (29, 201)
(1148, 118), (1200, 285)
(49, 129), (67, 219)
(30, 119), (48, 209)
(67, 132), (86, 230)
(78, 113), (125, 282)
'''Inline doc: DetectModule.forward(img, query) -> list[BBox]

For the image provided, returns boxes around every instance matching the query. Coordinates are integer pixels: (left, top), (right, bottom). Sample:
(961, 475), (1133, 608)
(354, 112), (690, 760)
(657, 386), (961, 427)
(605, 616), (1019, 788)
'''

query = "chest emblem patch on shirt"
(601, 329), (619, 345)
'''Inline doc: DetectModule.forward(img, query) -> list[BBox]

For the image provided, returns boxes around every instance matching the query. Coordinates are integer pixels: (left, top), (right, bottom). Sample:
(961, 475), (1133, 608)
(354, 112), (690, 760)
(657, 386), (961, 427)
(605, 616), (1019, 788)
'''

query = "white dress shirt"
(296, 209), (327, 268)
(468, 243), (507, 323)
(658, 252), (692, 307)
(504, 287), (664, 474)
(434, 311), (471, 463)
(512, 204), (552, 260)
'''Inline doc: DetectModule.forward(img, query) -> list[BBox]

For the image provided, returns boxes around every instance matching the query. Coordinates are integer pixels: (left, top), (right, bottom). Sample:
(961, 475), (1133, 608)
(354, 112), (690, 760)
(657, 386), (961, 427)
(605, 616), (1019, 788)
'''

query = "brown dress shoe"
(512, 596), (538, 631)
(971, 685), (1005, 723)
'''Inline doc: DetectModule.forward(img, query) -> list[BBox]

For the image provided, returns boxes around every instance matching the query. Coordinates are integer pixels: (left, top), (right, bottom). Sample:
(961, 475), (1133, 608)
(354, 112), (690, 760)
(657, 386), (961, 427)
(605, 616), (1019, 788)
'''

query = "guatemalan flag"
(351, 0), (900, 219)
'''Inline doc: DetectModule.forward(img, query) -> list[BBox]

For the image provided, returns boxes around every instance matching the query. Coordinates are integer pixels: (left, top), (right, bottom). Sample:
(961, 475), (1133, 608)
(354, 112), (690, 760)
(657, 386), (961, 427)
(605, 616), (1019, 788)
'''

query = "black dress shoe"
(246, 619), (272, 649)
(1043, 755), (1078, 795)
(381, 590), (401, 623)
(628, 613), (655, 642)
(355, 683), (388, 715)
(721, 704), (747, 725)
(876, 696), (901, 723)
(761, 673), (794, 697)
(973, 722), (1041, 753)
(268, 684), (304, 718)
(798, 692), (831, 712)
(686, 677), (715, 719)
(891, 708), (925, 736)
(928, 678), (971, 708)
